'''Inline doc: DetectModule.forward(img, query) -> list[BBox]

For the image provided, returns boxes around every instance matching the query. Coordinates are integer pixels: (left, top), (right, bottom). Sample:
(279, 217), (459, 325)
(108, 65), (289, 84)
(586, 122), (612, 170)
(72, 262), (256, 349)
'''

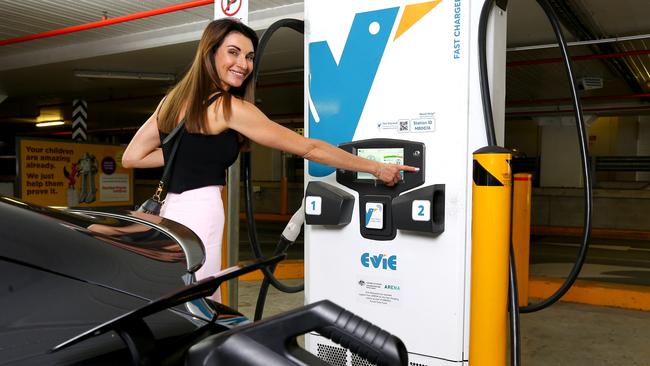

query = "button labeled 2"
(412, 200), (431, 221)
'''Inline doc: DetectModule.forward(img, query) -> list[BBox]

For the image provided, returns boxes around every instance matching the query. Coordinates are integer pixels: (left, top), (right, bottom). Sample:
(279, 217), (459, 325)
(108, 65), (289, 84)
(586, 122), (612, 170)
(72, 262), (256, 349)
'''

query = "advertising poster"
(17, 138), (133, 208)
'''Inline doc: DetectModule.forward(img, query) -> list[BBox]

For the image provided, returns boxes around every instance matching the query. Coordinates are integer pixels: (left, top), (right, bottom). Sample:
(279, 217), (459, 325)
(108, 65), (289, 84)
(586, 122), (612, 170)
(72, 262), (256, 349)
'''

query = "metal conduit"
(508, 33), (650, 52)
(0, 0), (213, 46)
(507, 104), (650, 116)
(507, 93), (650, 106)
(507, 49), (650, 67)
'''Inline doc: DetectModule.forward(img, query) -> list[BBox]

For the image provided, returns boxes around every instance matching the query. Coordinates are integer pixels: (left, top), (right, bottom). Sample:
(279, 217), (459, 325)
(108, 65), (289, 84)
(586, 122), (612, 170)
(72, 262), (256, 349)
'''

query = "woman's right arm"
(122, 101), (165, 169)
(222, 99), (418, 186)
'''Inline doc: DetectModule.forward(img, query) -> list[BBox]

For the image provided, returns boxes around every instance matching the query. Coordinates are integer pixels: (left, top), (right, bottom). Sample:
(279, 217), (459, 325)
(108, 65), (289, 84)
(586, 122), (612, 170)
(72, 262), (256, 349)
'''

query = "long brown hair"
(157, 18), (259, 134)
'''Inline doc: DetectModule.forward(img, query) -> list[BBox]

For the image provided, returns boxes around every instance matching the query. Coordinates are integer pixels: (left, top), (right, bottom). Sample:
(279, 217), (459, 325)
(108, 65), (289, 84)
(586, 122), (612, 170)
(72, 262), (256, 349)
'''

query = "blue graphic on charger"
(308, 7), (399, 177)
(366, 203), (383, 229)
(365, 207), (376, 226)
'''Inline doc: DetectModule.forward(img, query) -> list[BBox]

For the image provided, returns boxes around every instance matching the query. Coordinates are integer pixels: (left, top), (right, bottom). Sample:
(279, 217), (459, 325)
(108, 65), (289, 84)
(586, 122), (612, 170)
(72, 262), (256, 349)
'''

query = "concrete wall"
(589, 116), (643, 182)
(538, 120), (583, 188)
(531, 187), (650, 230)
(505, 119), (540, 156)
(615, 116), (640, 181)
(251, 143), (282, 181)
(505, 115), (648, 187)
(239, 182), (303, 214)
(0, 182), (13, 197)
(638, 116), (650, 182)
(589, 116), (618, 182)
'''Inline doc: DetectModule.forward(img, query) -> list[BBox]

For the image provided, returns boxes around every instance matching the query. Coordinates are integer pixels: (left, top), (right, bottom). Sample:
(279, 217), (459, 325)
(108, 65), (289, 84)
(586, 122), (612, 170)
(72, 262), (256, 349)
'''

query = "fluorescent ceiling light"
(74, 70), (175, 82)
(36, 120), (65, 127)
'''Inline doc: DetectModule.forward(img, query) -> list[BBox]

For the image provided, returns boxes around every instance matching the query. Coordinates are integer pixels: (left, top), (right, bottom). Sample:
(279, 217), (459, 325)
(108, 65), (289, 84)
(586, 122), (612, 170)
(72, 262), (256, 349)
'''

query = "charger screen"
(356, 148), (404, 180)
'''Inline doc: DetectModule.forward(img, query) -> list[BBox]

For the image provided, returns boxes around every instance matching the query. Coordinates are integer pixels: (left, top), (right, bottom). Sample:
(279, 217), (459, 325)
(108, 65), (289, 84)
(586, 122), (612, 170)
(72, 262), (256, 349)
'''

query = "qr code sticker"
(399, 120), (409, 132)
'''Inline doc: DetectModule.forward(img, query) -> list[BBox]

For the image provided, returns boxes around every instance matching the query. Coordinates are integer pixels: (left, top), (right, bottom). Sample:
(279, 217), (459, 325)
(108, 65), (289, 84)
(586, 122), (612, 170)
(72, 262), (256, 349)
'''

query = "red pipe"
(507, 49), (650, 67)
(507, 93), (650, 106)
(0, 0), (213, 46)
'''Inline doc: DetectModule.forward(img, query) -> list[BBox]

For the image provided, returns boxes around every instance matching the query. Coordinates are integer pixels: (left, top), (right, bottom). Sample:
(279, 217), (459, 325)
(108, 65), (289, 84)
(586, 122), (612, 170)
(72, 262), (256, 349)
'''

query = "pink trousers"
(161, 185), (224, 302)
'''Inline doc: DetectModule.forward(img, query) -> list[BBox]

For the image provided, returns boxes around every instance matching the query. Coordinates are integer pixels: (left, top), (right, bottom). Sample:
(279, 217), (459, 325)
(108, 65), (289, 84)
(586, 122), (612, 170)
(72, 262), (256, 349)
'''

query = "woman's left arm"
(122, 101), (165, 169)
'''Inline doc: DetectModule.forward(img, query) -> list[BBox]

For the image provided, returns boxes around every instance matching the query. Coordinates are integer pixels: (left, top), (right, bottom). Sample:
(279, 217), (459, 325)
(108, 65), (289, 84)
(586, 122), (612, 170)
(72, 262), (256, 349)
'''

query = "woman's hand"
(374, 163), (419, 186)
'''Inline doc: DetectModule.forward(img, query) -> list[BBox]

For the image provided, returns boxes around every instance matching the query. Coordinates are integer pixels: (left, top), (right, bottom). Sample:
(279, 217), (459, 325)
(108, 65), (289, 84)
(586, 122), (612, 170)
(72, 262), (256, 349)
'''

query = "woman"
(122, 18), (417, 301)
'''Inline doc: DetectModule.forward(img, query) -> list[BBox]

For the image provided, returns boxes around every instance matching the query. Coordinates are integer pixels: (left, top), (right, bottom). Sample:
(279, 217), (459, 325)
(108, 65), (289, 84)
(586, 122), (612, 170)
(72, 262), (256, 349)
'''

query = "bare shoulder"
(226, 97), (266, 124)
(230, 96), (256, 112)
(205, 95), (257, 133)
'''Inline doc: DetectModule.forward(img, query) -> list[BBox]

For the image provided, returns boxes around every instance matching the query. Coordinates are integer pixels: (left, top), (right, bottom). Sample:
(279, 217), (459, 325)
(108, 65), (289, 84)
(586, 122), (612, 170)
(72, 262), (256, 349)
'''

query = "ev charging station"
(303, 1), (507, 364)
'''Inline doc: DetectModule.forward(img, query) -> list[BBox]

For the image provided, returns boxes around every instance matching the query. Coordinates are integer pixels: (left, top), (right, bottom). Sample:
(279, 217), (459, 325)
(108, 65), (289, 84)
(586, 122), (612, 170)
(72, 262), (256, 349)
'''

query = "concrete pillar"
(537, 116), (594, 188)
(615, 116), (639, 181)
(638, 116), (650, 181)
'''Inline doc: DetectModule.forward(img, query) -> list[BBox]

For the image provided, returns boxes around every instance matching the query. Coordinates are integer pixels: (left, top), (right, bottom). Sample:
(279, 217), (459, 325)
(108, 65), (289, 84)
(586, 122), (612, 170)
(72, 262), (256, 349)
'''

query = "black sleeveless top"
(159, 96), (240, 193)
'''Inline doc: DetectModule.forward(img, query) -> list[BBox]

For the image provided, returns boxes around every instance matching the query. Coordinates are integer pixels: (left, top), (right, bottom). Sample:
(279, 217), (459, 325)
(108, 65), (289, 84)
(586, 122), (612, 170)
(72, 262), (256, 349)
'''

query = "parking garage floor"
(236, 278), (650, 366)
(234, 222), (650, 365)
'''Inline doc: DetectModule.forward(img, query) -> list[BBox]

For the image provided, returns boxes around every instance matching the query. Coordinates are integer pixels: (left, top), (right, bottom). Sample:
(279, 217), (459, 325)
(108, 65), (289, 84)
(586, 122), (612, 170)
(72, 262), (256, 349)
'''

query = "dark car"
(0, 195), (247, 365)
(0, 196), (408, 366)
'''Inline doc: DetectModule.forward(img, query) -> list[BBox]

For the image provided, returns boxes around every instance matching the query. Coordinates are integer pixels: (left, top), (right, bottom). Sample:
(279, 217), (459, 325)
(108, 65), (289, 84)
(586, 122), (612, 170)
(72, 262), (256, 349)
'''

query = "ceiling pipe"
(32, 80), (300, 110)
(508, 34), (650, 52)
(507, 104), (650, 117)
(0, 0), (213, 46)
(507, 93), (650, 106)
(507, 49), (650, 67)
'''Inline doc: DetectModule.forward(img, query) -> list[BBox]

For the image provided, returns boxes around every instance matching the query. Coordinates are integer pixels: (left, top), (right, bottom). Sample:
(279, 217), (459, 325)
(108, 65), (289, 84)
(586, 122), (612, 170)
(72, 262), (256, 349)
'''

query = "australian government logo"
(356, 277), (402, 307)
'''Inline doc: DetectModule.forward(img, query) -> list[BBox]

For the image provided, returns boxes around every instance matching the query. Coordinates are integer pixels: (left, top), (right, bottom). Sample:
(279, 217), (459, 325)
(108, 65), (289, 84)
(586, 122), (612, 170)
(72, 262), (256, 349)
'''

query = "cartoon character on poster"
(63, 163), (79, 207)
(77, 153), (98, 203)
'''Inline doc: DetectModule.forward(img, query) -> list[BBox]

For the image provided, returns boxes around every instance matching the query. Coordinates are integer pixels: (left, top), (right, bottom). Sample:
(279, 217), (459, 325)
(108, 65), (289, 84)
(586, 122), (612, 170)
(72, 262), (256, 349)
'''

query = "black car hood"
(0, 196), (206, 301)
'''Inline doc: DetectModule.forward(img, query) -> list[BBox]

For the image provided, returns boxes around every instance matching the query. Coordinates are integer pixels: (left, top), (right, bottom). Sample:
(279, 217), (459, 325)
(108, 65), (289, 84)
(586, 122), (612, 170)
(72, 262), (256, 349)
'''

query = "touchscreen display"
(356, 148), (404, 180)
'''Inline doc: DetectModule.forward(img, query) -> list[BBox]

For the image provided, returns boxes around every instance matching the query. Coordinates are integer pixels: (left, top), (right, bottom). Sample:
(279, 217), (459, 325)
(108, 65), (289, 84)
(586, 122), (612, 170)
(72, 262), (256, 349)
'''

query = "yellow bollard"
(469, 146), (512, 366)
(512, 173), (533, 306)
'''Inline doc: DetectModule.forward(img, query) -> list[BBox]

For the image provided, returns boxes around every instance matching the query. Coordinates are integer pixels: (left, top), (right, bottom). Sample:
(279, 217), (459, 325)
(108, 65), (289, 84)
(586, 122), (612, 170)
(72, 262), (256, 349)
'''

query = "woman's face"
(214, 31), (255, 90)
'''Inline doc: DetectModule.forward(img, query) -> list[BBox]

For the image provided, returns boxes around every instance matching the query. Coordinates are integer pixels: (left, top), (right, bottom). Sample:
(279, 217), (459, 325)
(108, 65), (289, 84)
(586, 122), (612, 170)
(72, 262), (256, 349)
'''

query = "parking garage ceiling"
(0, 0), (649, 138)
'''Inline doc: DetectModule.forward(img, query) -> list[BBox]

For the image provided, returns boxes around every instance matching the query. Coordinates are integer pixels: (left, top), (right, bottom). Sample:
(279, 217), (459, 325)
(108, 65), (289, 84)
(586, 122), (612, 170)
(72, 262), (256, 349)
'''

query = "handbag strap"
(161, 117), (186, 145)
(160, 119), (185, 182)
(154, 92), (222, 199)
(153, 119), (184, 201)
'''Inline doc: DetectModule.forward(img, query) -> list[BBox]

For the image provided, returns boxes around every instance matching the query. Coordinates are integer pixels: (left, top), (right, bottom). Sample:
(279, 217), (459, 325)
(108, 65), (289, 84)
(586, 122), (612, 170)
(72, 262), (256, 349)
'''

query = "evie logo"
(361, 253), (397, 270)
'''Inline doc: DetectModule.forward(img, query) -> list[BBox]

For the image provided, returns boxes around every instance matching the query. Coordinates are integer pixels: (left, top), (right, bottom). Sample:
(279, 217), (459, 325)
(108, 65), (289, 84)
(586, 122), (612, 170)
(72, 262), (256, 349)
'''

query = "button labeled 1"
(305, 196), (322, 215)
(412, 200), (431, 221)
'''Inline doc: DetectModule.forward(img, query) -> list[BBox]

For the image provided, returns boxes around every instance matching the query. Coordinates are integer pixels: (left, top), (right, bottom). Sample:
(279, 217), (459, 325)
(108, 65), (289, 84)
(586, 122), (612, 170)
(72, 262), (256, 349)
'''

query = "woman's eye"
(246, 55), (255, 61)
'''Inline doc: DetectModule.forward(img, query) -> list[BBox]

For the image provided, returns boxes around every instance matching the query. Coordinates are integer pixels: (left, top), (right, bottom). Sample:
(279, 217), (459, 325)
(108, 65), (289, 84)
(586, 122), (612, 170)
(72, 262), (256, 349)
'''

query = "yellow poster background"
(17, 138), (133, 208)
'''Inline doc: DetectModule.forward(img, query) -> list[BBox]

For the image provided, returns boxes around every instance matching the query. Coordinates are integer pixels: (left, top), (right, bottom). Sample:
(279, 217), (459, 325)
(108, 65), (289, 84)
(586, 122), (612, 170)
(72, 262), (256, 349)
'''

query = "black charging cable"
(520, 0), (593, 313)
(241, 152), (304, 295)
(478, 0), (593, 363)
(244, 19), (306, 320)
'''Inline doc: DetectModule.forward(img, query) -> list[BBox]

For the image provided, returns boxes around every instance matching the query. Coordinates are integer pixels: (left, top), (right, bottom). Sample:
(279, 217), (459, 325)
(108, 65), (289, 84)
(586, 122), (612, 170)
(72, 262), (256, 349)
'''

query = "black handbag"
(136, 119), (186, 215)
